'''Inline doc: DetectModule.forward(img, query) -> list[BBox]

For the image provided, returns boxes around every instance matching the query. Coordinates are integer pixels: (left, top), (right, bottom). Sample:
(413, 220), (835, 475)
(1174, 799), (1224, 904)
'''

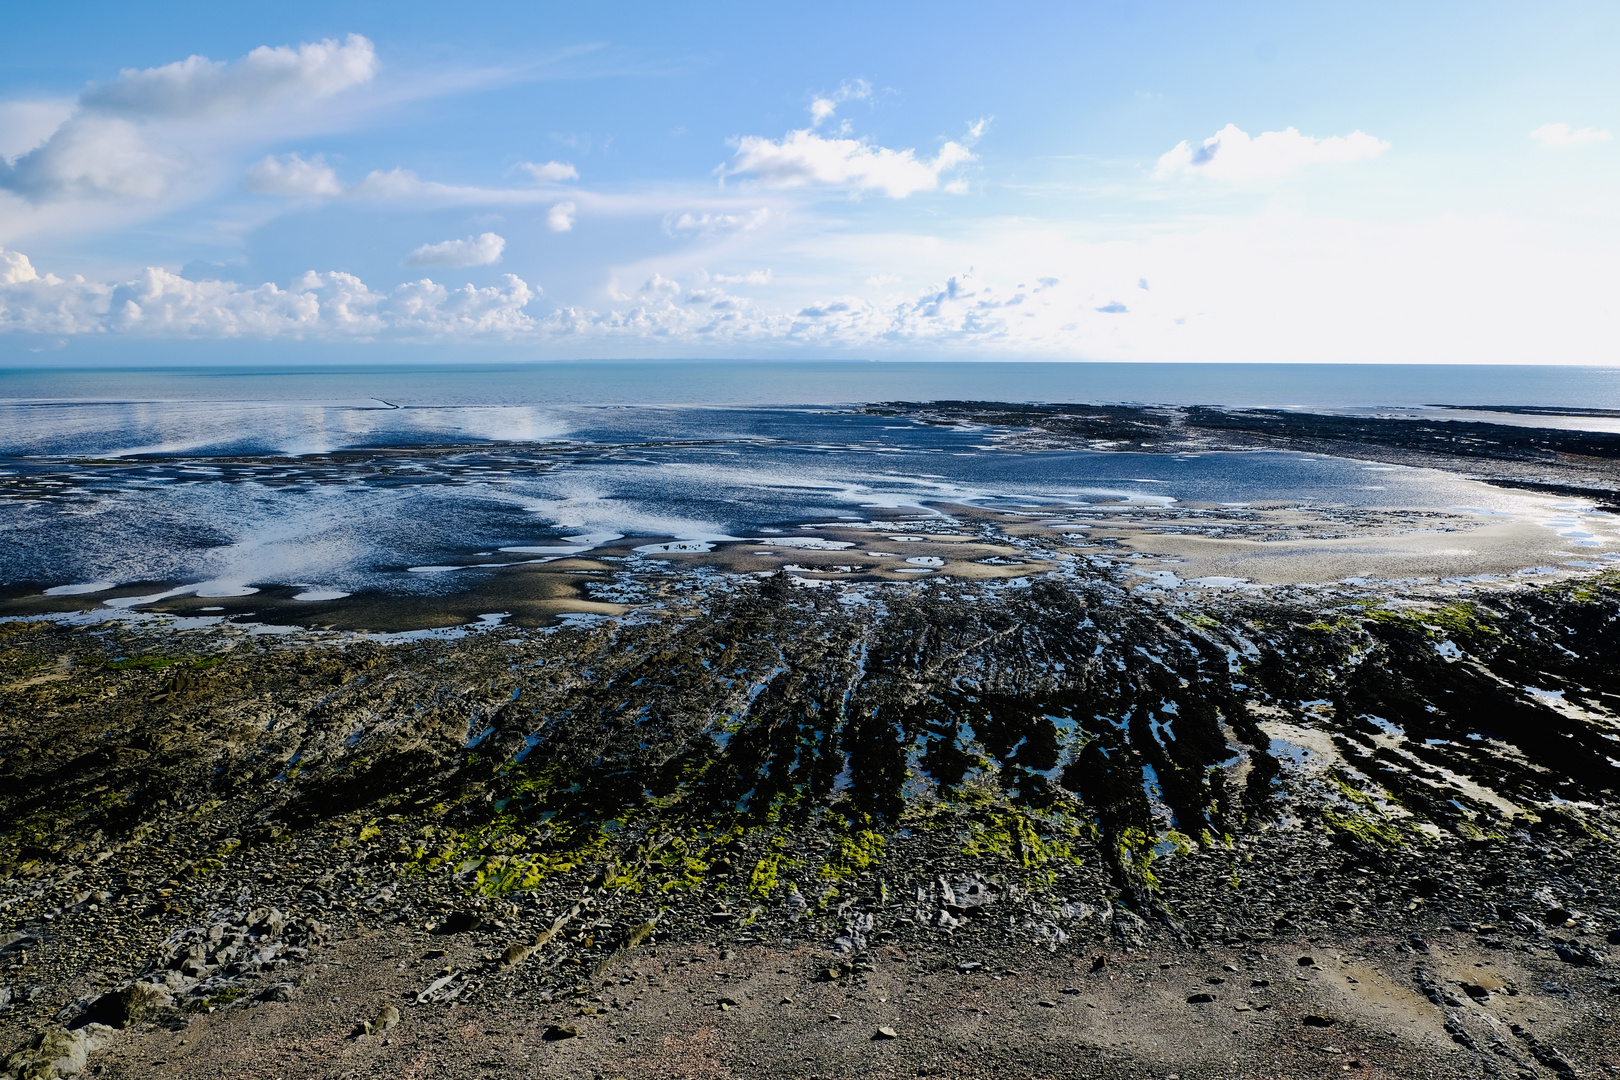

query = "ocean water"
(1, 362), (1615, 602)
(6, 360), (1620, 416)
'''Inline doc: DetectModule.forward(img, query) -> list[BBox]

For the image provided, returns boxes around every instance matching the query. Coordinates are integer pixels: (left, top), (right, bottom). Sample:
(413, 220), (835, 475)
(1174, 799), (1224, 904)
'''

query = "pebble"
(875, 1026), (899, 1039)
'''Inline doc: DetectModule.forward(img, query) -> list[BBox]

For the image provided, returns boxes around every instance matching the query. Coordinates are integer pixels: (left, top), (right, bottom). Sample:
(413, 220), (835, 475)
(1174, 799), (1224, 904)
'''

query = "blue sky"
(0, 0), (1615, 363)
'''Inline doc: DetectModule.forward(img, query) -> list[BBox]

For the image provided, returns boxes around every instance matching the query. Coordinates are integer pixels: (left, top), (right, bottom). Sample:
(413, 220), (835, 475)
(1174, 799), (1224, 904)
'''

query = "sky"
(0, 0), (1616, 364)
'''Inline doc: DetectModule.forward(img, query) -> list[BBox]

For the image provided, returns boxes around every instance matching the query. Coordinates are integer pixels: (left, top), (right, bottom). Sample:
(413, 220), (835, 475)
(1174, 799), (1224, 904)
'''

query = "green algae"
(959, 804), (1074, 871)
(818, 813), (887, 881)
(1364, 600), (1498, 639)
(748, 835), (797, 898)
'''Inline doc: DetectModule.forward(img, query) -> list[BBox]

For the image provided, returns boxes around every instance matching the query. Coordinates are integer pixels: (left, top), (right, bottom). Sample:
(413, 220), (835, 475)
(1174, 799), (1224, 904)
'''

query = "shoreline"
(4, 401), (1620, 1077)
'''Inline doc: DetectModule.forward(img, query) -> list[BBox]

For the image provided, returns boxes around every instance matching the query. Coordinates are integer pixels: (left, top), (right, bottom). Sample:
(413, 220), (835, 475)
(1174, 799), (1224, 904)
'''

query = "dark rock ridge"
(3, 566), (1620, 1075)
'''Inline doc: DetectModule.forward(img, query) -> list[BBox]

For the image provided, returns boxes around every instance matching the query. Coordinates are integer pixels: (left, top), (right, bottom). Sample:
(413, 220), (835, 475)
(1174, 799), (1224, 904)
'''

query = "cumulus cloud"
(404, 232), (505, 267)
(0, 35), (376, 203)
(1156, 123), (1388, 181)
(1, 248), (39, 284)
(0, 251), (534, 338)
(519, 160), (579, 182)
(1530, 122), (1612, 147)
(686, 288), (745, 310)
(243, 152), (343, 197)
(809, 78), (872, 127)
(664, 207), (770, 235)
(722, 130), (973, 198)
(640, 272), (680, 299)
(546, 201), (577, 232)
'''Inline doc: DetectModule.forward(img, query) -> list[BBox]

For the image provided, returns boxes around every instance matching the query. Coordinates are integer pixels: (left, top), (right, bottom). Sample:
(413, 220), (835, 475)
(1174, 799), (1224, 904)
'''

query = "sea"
(2, 361), (1617, 606)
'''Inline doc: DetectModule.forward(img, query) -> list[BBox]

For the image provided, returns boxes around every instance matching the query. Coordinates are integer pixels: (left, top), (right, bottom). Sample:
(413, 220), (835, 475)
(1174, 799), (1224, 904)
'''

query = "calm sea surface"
(1, 362), (1615, 600)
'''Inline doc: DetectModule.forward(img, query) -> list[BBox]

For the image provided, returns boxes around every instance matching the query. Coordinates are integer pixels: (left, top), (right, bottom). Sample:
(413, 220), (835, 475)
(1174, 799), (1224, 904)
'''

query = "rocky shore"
(3, 552), (1620, 1077)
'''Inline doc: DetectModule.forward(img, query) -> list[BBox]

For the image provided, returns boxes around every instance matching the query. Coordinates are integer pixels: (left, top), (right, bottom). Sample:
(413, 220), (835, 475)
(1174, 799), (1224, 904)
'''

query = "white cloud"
(1156, 123), (1389, 181)
(686, 288), (746, 310)
(81, 36), (377, 119)
(7, 206), (1612, 365)
(722, 130), (973, 198)
(0, 247), (39, 284)
(640, 272), (680, 298)
(243, 152), (343, 197)
(520, 160), (579, 182)
(546, 201), (577, 232)
(664, 207), (770, 235)
(1530, 122), (1613, 147)
(0, 253), (535, 338)
(709, 268), (772, 286)
(0, 35), (376, 203)
(404, 232), (505, 267)
(809, 78), (871, 127)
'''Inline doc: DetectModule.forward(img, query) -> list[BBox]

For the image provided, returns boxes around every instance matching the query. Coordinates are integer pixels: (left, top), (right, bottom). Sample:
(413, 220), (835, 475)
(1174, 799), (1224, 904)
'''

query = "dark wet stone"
(1552, 942), (1606, 967)
(435, 911), (484, 935)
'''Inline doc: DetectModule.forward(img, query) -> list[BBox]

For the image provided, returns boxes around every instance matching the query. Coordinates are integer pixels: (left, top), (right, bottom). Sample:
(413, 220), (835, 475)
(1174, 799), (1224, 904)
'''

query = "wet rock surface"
(3, 555), (1620, 1076)
(869, 400), (1620, 505)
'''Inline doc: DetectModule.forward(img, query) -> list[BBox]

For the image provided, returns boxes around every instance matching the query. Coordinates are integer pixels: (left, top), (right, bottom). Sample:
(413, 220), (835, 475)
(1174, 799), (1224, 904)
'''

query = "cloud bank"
(1157, 123), (1389, 181)
(6, 201), (1608, 365)
(0, 251), (534, 338)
